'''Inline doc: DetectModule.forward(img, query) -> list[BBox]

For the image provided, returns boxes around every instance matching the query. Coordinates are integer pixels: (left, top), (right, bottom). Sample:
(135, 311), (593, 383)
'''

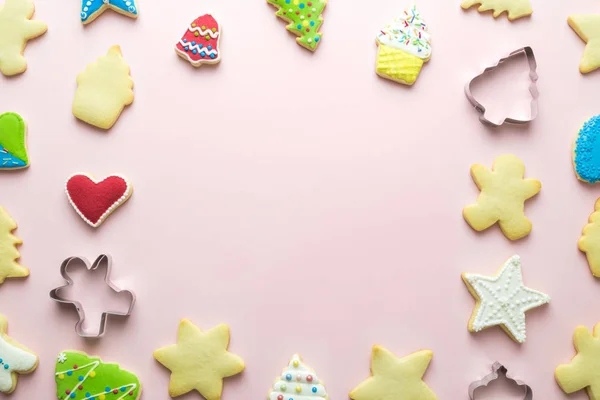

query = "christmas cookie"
(55, 351), (141, 400)
(153, 320), (245, 399)
(462, 255), (551, 344)
(461, 0), (532, 21)
(463, 154), (541, 240)
(350, 345), (438, 400)
(266, 0), (326, 51)
(568, 15), (600, 74)
(175, 14), (221, 67)
(0, 112), (28, 170)
(0, 207), (28, 284)
(65, 173), (133, 228)
(0, 314), (38, 394)
(578, 198), (600, 277)
(72, 45), (134, 130)
(269, 354), (328, 400)
(573, 115), (600, 183)
(80, 0), (138, 24)
(0, 0), (47, 76)
(376, 5), (431, 86)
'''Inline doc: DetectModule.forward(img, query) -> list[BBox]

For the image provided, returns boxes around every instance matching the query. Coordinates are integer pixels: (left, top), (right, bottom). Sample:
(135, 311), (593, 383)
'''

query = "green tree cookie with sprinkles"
(267, 0), (327, 51)
(55, 351), (141, 400)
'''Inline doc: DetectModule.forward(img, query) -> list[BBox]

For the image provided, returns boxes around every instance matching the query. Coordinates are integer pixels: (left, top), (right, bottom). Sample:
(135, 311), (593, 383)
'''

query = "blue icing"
(81, 0), (138, 23)
(575, 115), (600, 183)
(0, 147), (26, 169)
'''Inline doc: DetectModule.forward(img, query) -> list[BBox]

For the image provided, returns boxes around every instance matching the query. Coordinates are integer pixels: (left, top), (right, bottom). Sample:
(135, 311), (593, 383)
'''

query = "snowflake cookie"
(462, 255), (550, 343)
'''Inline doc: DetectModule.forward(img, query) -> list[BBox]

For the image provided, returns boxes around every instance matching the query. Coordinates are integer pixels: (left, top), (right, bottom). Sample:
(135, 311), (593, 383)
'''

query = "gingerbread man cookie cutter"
(465, 47), (539, 127)
(49, 254), (135, 338)
(469, 362), (532, 399)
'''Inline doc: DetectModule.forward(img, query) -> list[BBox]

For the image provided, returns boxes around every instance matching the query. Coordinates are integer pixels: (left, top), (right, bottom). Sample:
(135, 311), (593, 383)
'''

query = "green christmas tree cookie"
(55, 351), (141, 400)
(267, 0), (327, 51)
(0, 112), (29, 169)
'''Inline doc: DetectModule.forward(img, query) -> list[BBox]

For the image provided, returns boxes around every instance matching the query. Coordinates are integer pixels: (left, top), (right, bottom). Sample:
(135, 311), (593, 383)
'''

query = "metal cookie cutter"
(469, 362), (533, 399)
(49, 254), (135, 338)
(465, 46), (539, 127)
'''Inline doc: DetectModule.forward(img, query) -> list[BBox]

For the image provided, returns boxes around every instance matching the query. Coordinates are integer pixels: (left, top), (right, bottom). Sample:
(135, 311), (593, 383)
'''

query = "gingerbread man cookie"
(463, 154), (541, 240)
(556, 323), (600, 399)
(0, 0), (47, 76)
(461, 0), (532, 21)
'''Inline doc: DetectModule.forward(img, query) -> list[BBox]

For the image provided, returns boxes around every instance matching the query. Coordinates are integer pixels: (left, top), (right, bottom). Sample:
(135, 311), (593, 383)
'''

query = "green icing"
(267, 0), (326, 50)
(55, 351), (141, 400)
(0, 112), (28, 165)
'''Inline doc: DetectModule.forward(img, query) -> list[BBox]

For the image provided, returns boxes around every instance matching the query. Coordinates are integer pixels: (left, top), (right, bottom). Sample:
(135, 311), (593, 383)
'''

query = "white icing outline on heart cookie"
(65, 173), (133, 228)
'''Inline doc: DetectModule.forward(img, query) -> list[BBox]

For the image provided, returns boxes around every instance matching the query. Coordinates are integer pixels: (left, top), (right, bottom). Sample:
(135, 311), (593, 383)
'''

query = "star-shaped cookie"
(463, 154), (541, 240)
(153, 320), (245, 399)
(568, 14), (600, 74)
(462, 255), (550, 344)
(556, 323), (600, 398)
(349, 345), (438, 400)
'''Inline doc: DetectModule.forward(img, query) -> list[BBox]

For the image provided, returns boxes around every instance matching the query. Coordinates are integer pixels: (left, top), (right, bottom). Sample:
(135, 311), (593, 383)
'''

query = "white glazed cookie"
(462, 255), (550, 343)
(269, 354), (328, 400)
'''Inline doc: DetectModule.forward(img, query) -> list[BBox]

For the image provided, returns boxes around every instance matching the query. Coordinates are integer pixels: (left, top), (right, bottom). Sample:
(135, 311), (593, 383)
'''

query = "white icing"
(377, 4), (431, 59)
(178, 40), (218, 56)
(269, 354), (327, 400)
(57, 352), (67, 363)
(464, 255), (551, 343)
(0, 335), (37, 393)
(188, 25), (220, 38)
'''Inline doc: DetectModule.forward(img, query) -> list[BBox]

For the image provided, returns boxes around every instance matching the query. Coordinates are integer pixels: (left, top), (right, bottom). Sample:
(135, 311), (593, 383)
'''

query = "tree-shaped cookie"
(266, 0), (327, 51)
(269, 354), (328, 400)
(461, 0), (532, 21)
(55, 351), (141, 400)
(579, 199), (600, 277)
(0, 314), (37, 394)
(463, 154), (541, 240)
(72, 45), (134, 130)
(0, 207), (28, 284)
(0, 0), (47, 76)
(556, 323), (600, 399)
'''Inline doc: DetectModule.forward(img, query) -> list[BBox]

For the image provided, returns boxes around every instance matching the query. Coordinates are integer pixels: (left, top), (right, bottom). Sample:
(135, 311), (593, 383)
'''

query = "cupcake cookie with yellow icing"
(376, 5), (432, 86)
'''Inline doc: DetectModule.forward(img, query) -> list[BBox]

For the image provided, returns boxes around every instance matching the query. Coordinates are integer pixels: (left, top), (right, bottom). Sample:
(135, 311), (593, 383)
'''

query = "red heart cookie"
(65, 173), (133, 227)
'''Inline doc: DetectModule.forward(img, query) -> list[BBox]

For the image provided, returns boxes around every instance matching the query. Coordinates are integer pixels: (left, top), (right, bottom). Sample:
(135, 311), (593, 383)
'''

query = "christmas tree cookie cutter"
(465, 46), (539, 127)
(49, 254), (135, 338)
(469, 362), (532, 399)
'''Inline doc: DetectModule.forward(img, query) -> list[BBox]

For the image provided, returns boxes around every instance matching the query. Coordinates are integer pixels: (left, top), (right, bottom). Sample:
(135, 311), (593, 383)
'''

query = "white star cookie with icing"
(269, 354), (328, 400)
(462, 255), (550, 343)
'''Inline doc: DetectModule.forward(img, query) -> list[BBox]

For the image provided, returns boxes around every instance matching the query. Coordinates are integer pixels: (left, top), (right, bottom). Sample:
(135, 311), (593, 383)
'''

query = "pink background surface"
(1, 0), (600, 398)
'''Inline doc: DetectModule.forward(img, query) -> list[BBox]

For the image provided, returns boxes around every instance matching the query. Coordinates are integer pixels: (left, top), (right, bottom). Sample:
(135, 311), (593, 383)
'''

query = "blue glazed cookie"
(574, 115), (600, 183)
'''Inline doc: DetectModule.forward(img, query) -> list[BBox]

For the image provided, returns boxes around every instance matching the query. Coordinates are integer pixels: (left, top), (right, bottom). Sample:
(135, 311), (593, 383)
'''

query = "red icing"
(66, 175), (129, 225)
(175, 14), (220, 64)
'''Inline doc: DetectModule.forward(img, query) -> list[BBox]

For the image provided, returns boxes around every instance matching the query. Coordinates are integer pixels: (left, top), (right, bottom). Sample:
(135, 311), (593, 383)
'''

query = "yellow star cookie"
(555, 323), (600, 398)
(153, 320), (245, 399)
(0, 207), (28, 284)
(568, 14), (600, 74)
(461, 0), (532, 21)
(0, 0), (47, 76)
(579, 199), (600, 277)
(463, 154), (541, 240)
(349, 346), (438, 400)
